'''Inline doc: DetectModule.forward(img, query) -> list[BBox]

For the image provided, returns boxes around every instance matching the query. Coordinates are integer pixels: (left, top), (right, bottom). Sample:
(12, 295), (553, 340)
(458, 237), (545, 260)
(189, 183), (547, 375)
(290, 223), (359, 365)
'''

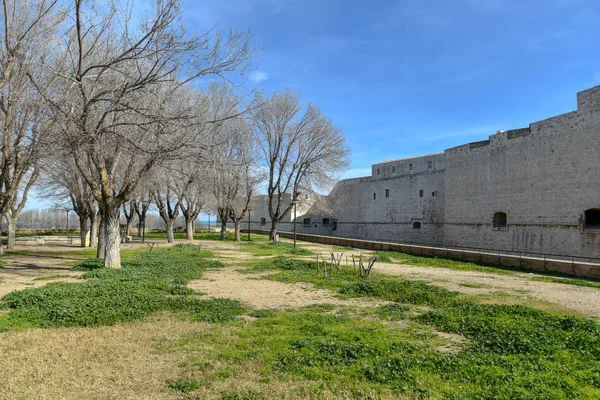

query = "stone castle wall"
(239, 85), (600, 259)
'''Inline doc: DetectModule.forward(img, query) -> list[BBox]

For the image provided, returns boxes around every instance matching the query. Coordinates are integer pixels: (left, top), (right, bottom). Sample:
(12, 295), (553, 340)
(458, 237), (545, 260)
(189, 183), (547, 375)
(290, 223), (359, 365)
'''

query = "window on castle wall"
(260, 218), (266, 226)
(332, 220), (338, 230)
(493, 212), (507, 229)
(584, 209), (600, 231)
(376, 168), (380, 175)
(409, 164), (413, 171)
(303, 218), (311, 226)
(392, 166), (396, 173)
(322, 218), (330, 227)
(413, 222), (421, 229)
(385, 189), (390, 198)
(428, 161), (433, 169)
(419, 190), (423, 198)
(373, 193), (377, 200)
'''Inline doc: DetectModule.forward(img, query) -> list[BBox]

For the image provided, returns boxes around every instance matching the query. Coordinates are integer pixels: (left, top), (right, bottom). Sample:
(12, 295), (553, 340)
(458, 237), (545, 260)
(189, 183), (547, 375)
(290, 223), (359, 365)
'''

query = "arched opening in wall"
(584, 209), (600, 231)
(493, 212), (507, 229)
(413, 222), (421, 229)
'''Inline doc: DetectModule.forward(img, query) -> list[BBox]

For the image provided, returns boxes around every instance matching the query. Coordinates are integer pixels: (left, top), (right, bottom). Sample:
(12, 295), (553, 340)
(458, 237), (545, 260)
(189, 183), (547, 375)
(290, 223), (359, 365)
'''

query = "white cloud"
(249, 70), (269, 82)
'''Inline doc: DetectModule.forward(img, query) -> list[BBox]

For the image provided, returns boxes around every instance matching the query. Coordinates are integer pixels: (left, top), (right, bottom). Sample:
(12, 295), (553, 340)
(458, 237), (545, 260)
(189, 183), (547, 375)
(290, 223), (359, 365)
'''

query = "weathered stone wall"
(444, 85), (600, 258)
(234, 85), (600, 260)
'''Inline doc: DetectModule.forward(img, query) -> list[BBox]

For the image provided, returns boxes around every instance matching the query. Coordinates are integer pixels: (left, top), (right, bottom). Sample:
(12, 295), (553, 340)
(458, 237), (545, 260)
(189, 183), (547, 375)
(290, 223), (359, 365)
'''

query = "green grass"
(242, 241), (314, 256)
(0, 245), (245, 330)
(530, 276), (600, 289)
(374, 250), (520, 275)
(143, 231), (268, 242)
(160, 297), (600, 399)
(199, 256), (600, 398)
(32, 275), (67, 281)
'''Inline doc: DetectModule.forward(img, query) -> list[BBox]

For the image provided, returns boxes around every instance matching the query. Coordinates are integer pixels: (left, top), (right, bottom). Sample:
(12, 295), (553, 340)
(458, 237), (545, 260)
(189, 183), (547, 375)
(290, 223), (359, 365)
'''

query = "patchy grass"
(373, 250), (521, 275)
(0, 246), (244, 330)
(531, 275), (600, 289)
(242, 241), (314, 256)
(143, 231), (269, 242)
(32, 275), (70, 281)
(203, 257), (600, 399)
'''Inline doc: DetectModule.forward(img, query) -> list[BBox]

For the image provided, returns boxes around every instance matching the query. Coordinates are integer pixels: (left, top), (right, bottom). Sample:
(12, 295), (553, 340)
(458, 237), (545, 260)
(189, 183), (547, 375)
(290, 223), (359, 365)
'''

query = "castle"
(247, 85), (600, 260)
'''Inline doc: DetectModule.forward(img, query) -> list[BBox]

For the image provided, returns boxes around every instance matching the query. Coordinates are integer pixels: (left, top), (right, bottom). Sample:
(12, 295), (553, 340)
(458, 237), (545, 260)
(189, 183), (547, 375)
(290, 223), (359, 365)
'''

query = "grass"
(242, 241), (314, 256)
(374, 250), (519, 275)
(32, 275), (68, 281)
(2, 240), (599, 398)
(196, 256), (600, 398)
(0, 245), (245, 331)
(531, 275), (600, 289)
(142, 231), (269, 242)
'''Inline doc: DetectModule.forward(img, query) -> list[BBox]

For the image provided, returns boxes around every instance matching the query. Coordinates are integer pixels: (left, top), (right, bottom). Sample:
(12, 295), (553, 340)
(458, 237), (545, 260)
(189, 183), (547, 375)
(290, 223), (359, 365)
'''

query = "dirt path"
(189, 268), (385, 310)
(373, 262), (600, 318)
(207, 239), (600, 318)
(0, 250), (86, 299)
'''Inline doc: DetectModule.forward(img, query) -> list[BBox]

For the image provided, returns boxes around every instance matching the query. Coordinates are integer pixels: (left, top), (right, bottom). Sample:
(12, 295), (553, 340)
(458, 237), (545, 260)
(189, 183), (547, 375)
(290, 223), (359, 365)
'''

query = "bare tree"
(0, 0), (63, 254)
(44, 0), (252, 268)
(6, 167), (39, 248)
(252, 90), (350, 241)
(132, 195), (151, 239)
(122, 201), (135, 237)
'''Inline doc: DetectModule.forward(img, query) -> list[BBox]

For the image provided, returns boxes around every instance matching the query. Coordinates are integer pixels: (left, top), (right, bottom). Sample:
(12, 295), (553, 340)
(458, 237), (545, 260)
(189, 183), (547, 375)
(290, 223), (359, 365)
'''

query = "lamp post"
(292, 196), (299, 250)
(247, 208), (252, 241)
(65, 209), (70, 237)
(207, 213), (212, 232)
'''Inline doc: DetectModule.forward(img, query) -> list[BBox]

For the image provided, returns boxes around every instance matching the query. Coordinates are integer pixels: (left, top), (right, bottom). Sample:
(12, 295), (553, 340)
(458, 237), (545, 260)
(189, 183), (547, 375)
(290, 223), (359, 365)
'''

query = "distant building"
(244, 85), (600, 259)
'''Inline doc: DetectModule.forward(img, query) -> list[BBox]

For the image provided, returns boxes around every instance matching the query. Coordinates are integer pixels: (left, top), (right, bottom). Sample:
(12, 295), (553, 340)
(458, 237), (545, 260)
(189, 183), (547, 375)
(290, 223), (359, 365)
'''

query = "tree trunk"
(186, 217), (194, 241)
(103, 206), (122, 268)
(234, 220), (242, 242)
(90, 215), (98, 248)
(7, 215), (17, 249)
(270, 222), (279, 242)
(137, 218), (142, 237)
(126, 219), (133, 236)
(166, 219), (175, 244)
(97, 215), (106, 259)
(79, 216), (88, 247)
(220, 219), (227, 240)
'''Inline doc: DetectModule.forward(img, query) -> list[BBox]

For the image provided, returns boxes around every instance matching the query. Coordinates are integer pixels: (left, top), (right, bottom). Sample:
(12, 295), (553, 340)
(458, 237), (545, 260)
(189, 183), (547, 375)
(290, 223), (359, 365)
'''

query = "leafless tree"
(122, 201), (135, 237)
(6, 167), (39, 248)
(0, 0), (63, 254)
(38, 153), (96, 247)
(44, 0), (252, 268)
(152, 176), (181, 244)
(251, 90), (350, 241)
(132, 195), (151, 239)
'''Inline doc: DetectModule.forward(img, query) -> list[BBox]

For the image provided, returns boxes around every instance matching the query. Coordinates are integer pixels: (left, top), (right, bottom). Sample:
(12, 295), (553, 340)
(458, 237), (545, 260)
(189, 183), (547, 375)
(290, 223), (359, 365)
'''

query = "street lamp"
(65, 209), (70, 237)
(207, 213), (212, 232)
(292, 194), (299, 250)
(247, 208), (252, 241)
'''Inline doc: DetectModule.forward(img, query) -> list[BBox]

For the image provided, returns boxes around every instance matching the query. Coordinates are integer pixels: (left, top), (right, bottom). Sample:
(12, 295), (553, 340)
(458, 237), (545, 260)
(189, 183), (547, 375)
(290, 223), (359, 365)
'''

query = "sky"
(26, 0), (600, 209)
(181, 0), (600, 179)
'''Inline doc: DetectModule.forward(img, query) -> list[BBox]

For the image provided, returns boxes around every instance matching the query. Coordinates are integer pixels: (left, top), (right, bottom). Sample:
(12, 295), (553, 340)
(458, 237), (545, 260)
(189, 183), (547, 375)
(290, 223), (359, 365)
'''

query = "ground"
(0, 235), (599, 399)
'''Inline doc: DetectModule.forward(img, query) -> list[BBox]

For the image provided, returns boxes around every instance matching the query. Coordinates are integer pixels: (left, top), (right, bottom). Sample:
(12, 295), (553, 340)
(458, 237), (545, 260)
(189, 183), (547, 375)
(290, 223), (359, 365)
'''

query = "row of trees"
(0, 0), (350, 268)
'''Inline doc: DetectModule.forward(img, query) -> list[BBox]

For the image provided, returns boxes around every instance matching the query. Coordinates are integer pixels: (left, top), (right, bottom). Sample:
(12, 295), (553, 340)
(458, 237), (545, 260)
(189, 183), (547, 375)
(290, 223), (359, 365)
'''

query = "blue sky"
(26, 0), (600, 209)
(183, 0), (600, 179)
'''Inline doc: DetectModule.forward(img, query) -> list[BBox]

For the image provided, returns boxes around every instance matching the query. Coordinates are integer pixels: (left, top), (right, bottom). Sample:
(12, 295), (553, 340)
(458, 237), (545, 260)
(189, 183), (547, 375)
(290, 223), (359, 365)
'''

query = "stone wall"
(232, 85), (600, 260)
